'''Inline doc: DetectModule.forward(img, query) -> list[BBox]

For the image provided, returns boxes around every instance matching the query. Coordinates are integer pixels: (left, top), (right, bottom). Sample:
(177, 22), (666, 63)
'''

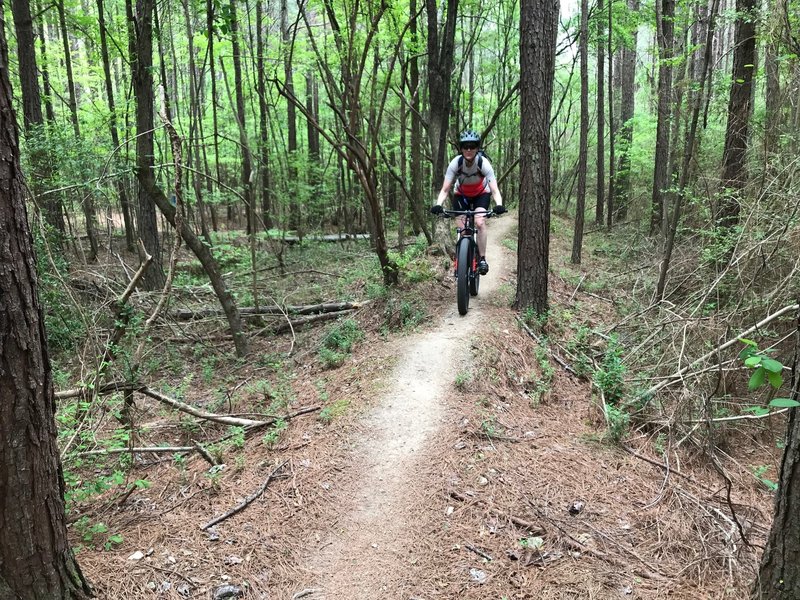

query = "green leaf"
(767, 371), (784, 389)
(744, 356), (762, 368)
(748, 367), (766, 391)
(743, 405), (770, 416)
(761, 358), (783, 373)
(739, 338), (757, 347)
(768, 398), (800, 408)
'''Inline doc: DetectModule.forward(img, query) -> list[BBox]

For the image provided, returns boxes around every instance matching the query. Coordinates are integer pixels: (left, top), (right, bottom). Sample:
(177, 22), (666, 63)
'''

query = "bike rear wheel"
(456, 238), (471, 315)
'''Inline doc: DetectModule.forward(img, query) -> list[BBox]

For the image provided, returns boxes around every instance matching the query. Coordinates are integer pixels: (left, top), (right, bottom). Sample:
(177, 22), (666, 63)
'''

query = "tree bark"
(426, 0), (458, 188)
(229, 0), (254, 234)
(614, 0), (638, 221)
(98, 0), (135, 252)
(517, 0), (557, 312)
(571, 0), (589, 264)
(256, 0), (272, 229)
(282, 0), (299, 230)
(35, 1), (56, 124)
(595, 0), (605, 225)
(409, 0), (431, 242)
(651, 0), (675, 236)
(606, 0), (615, 230)
(130, 0), (165, 289)
(0, 10), (92, 596)
(753, 314), (800, 598)
(717, 0), (757, 229)
(11, 0), (64, 235)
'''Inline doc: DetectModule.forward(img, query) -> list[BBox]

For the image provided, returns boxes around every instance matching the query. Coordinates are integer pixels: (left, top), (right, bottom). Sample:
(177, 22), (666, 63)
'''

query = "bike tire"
(456, 239), (470, 315)
(469, 243), (480, 297)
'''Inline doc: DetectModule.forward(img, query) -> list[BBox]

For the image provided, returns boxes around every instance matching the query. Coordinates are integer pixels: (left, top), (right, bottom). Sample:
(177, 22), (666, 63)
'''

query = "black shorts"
(454, 193), (491, 212)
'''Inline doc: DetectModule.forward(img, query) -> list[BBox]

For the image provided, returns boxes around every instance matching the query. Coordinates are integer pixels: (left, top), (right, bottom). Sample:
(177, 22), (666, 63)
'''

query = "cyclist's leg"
(472, 194), (491, 258)
(454, 194), (469, 231)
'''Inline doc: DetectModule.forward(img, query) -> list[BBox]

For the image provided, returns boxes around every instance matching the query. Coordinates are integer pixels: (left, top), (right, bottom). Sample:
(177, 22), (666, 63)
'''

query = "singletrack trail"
(295, 215), (516, 599)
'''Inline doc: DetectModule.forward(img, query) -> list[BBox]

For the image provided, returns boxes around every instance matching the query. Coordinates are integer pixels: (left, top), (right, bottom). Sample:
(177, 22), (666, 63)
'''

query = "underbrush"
(44, 225), (448, 550)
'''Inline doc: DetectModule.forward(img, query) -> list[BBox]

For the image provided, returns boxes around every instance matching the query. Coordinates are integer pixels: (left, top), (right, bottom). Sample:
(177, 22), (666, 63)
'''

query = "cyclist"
(430, 129), (505, 274)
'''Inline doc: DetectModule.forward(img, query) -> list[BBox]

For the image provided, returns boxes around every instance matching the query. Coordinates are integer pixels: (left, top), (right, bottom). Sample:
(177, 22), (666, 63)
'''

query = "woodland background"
(3, 0), (800, 596)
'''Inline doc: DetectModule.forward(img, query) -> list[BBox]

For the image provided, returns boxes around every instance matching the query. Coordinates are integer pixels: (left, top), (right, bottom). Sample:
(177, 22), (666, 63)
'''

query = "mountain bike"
(438, 209), (497, 315)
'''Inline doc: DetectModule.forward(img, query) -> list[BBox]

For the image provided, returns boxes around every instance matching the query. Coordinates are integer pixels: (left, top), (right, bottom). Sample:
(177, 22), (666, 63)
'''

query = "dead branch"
(634, 303), (800, 403)
(200, 461), (288, 530)
(450, 490), (545, 535)
(517, 318), (580, 377)
(76, 446), (195, 457)
(172, 301), (367, 321)
(193, 440), (219, 466)
(273, 310), (355, 334)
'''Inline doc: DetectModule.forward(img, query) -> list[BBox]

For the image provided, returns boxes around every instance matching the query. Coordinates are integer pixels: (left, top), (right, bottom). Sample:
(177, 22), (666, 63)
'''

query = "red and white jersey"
(444, 154), (496, 198)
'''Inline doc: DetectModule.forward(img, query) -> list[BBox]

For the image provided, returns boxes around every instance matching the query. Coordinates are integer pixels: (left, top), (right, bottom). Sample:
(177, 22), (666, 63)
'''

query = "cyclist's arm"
(489, 179), (503, 208)
(435, 178), (454, 208)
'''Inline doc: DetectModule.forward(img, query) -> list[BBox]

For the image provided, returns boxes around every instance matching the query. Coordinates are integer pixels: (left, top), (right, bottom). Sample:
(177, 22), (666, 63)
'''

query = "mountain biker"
(430, 129), (505, 275)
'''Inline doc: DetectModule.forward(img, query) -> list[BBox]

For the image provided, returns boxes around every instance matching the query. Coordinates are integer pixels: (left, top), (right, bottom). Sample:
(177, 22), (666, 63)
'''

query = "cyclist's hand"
(494, 205), (507, 215)
(430, 204), (444, 215)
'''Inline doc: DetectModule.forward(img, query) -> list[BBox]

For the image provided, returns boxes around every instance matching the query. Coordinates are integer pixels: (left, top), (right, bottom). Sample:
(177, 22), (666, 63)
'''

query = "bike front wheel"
(456, 238), (471, 315)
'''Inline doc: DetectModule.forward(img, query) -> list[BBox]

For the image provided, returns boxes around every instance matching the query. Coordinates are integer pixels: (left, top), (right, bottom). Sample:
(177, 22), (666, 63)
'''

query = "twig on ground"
(450, 490), (545, 535)
(464, 543), (493, 561)
(200, 461), (288, 530)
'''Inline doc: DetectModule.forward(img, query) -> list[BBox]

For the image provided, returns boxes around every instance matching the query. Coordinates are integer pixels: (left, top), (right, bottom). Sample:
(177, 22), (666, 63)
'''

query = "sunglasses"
(460, 143), (478, 150)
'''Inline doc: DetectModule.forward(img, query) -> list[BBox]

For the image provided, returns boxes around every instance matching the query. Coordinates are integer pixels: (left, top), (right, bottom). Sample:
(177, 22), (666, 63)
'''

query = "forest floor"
(72, 212), (780, 600)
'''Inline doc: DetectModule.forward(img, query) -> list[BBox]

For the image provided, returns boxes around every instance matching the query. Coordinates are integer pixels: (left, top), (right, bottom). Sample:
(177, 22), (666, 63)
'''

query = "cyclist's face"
(460, 143), (478, 155)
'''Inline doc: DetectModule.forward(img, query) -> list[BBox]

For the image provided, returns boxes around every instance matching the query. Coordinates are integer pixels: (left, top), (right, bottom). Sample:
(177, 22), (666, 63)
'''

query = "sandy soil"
(293, 216), (517, 599)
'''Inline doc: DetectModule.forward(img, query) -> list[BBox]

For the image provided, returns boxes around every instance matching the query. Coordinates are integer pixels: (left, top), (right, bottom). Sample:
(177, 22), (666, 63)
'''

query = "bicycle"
(437, 209), (497, 315)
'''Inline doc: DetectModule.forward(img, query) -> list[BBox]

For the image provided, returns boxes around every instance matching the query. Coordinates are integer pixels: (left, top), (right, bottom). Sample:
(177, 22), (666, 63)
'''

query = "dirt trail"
(295, 216), (516, 599)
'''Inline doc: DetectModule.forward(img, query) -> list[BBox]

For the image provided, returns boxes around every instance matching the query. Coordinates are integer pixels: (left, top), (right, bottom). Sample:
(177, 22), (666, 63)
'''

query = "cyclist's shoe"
(478, 258), (489, 275)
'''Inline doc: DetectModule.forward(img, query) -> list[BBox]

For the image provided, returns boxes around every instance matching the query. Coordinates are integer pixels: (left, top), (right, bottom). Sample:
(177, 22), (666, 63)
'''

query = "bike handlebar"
(438, 209), (497, 218)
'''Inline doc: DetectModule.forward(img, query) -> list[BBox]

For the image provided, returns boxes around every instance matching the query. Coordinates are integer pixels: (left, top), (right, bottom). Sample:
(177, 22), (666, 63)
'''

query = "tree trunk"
(655, 0), (718, 300)
(11, 0), (64, 235)
(651, 0), (675, 236)
(596, 0), (605, 226)
(571, 0), (589, 264)
(136, 174), (249, 357)
(282, 0), (299, 230)
(409, 0), (431, 242)
(57, 0), (80, 138)
(426, 0), (458, 188)
(98, 0), (135, 252)
(517, 0), (557, 313)
(130, 0), (165, 290)
(752, 315), (800, 598)
(206, 0), (222, 197)
(717, 0), (757, 229)
(36, 1), (56, 124)
(614, 0), (638, 221)
(606, 0), (615, 229)
(0, 13), (92, 596)
(763, 0), (781, 165)
(229, 0), (254, 234)
(256, 0), (272, 229)
(181, 0), (211, 242)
